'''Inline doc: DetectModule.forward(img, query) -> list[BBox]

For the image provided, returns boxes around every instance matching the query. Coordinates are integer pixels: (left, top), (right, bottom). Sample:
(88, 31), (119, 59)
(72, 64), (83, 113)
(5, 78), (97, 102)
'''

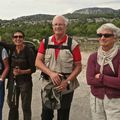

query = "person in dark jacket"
(86, 23), (120, 120)
(1, 30), (36, 120)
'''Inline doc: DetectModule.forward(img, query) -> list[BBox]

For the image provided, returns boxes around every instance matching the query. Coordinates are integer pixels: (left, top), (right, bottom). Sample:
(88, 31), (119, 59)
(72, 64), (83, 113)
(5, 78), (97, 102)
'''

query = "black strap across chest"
(44, 37), (72, 53)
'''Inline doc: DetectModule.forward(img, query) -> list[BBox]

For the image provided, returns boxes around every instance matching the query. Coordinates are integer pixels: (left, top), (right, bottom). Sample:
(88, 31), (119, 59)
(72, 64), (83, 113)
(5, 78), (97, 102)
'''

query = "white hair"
(52, 15), (69, 26)
(97, 23), (120, 38)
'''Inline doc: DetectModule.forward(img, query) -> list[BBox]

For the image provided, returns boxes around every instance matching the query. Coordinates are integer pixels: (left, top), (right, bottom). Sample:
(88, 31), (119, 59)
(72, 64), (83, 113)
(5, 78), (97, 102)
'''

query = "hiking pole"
(11, 66), (19, 105)
(11, 77), (16, 106)
(11, 75), (17, 105)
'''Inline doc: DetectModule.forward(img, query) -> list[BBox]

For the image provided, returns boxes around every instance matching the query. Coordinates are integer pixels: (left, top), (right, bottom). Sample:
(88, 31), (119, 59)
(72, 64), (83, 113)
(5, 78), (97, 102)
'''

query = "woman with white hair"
(86, 23), (120, 120)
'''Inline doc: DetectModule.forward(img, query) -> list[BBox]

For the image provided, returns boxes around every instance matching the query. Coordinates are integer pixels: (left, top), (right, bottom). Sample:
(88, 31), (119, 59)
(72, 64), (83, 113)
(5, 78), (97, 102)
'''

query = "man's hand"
(56, 80), (68, 92)
(49, 71), (62, 86)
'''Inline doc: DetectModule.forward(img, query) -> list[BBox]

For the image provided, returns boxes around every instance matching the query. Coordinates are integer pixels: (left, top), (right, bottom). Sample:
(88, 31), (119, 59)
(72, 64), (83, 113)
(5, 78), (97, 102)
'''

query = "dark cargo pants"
(7, 81), (32, 120)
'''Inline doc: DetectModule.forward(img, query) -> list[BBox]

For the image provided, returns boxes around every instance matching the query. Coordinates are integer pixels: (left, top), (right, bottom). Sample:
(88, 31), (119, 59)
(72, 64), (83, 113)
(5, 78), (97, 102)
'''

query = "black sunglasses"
(13, 35), (23, 39)
(97, 33), (114, 38)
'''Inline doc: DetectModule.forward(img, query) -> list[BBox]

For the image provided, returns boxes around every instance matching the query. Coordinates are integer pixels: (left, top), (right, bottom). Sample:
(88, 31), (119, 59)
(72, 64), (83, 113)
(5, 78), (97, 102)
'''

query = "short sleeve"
(72, 45), (81, 62)
(2, 48), (8, 60)
(38, 40), (45, 54)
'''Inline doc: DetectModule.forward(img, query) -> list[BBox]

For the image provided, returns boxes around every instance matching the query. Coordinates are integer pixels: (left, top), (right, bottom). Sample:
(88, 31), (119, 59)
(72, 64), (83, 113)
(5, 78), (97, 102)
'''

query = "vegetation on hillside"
(0, 7), (120, 49)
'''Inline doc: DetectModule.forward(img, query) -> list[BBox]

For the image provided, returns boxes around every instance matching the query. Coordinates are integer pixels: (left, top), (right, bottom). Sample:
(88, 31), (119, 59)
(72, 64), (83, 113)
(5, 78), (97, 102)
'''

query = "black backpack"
(0, 40), (37, 76)
(24, 41), (37, 72)
(0, 40), (37, 59)
(24, 41), (37, 57)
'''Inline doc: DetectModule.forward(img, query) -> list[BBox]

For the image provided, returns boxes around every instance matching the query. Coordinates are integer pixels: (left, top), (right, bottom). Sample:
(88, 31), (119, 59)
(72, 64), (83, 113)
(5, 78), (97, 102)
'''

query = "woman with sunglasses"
(0, 30), (36, 120)
(86, 23), (120, 120)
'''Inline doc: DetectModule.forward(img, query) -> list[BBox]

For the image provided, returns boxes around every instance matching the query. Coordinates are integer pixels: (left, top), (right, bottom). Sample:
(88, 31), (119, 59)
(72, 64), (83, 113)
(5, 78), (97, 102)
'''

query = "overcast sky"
(0, 0), (120, 20)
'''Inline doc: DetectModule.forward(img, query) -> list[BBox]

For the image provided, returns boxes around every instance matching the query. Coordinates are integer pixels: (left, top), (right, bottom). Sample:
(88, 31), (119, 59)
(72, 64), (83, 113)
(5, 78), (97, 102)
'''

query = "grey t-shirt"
(2, 48), (8, 60)
(0, 48), (8, 70)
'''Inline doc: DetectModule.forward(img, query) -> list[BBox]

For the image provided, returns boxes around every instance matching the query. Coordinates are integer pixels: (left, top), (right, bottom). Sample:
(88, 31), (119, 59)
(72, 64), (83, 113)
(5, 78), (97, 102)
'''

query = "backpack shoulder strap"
(0, 46), (4, 74)
(44, 36), (72, 53)
(0, 46), (3, 54)
(44, 37), (49, 50)
(67, 37), (72, 53)
(0, 46), (3, 63)
(24, 45), (30, 59)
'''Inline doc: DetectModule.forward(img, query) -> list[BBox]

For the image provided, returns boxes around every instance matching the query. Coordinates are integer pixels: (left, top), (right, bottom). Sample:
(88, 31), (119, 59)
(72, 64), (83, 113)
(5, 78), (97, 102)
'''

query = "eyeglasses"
(13, 35), (23, 39)
(97, 33), (114, 38)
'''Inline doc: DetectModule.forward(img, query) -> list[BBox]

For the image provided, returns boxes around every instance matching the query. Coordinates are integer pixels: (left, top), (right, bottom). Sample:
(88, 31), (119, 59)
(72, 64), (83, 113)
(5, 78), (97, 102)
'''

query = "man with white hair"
(35, 15), (82, 120)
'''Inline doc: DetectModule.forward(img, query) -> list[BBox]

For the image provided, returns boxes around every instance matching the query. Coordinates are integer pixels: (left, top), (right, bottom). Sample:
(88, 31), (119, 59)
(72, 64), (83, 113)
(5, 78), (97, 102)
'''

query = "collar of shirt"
(52, 34), (67, 45)
(51, 34), (67, 60)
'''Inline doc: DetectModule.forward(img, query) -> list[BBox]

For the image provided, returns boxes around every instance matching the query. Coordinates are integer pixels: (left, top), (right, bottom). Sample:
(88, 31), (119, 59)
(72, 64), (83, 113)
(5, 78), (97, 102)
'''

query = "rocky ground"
(3, 52), (92, 120)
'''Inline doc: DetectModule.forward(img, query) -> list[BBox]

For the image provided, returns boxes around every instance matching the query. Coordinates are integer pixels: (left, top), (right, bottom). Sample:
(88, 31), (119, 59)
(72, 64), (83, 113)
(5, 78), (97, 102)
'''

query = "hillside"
(0, 7), (120, 43)
(73, 7), (120, 15)
(0, 7), (120, 24)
